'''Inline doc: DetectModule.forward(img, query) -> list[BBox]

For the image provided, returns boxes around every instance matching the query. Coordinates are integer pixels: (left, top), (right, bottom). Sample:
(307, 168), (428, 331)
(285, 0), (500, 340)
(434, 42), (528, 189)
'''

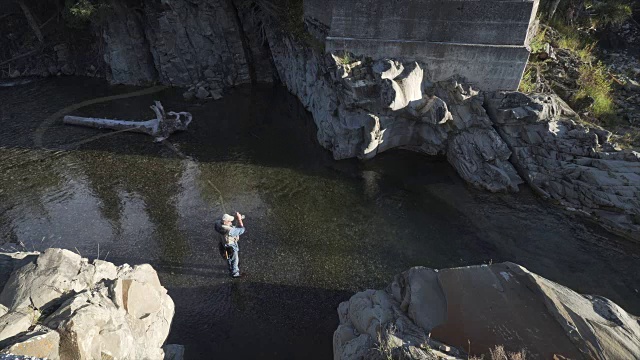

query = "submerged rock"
(0, 248), (177, 360)
(335, 263), (640, 359)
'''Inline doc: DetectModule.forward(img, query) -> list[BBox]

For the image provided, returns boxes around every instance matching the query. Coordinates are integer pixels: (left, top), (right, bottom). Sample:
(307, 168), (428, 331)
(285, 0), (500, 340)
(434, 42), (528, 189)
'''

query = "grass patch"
(334, 51), (354, 65)
(549, 19), (591, 51)
(529, 27), (547, 54)
(575, 61), (616, 118)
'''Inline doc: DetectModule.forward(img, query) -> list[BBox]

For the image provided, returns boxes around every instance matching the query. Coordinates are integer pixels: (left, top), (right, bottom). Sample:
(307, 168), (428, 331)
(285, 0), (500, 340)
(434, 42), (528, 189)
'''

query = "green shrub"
(529, 28), (547, 54)
(335, 51), (354, 65)
(63, 0), (110, 28)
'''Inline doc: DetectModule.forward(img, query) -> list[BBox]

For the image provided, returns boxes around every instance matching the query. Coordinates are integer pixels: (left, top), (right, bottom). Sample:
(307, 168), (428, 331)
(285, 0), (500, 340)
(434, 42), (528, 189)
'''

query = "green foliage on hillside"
(63, 0), (111, 28)
(588, 0), (633, 27)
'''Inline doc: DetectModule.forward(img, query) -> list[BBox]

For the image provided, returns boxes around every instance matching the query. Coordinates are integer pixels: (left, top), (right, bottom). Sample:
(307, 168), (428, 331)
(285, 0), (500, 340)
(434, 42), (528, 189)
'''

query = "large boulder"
(0, 249), (117, 311)
(334, 263), (640, 359)
(485, 92), (640, 240)
(0, 252), (38, 294)
(0, 249), (177, 360)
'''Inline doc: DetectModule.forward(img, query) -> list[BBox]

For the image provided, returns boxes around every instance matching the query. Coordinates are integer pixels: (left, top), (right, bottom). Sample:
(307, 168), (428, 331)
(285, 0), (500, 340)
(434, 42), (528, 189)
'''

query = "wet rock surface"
(336, 263), (640, 359)
(0, 249), (176, 360)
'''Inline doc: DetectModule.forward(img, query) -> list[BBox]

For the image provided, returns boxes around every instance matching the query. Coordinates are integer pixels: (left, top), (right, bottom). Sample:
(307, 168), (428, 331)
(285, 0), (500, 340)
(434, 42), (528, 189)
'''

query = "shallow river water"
(1, 78), (639, 359)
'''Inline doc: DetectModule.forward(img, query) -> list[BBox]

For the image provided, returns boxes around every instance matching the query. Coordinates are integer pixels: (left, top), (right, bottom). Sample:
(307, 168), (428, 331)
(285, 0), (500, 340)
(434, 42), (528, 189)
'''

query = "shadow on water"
(1, 77), (640, 358)
(163, 282), (350, 359)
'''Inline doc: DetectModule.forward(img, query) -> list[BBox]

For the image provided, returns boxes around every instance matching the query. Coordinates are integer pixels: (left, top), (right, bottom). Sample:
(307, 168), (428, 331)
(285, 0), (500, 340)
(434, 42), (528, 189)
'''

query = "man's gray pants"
(226, 246), (240, 276)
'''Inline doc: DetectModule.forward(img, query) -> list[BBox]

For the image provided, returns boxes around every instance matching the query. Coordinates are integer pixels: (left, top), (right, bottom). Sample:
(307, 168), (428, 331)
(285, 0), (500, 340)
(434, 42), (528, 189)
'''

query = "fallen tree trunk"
(63, 101), (192, 142)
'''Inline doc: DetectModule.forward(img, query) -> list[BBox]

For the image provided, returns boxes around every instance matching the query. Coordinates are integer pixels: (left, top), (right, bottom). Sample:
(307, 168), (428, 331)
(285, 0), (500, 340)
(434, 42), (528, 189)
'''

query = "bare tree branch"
(17, 0), (44, 43)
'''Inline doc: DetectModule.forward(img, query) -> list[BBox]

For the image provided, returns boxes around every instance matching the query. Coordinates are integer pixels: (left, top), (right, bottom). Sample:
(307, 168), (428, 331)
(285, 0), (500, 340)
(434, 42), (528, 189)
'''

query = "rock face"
(335, 263), (640, 359)
(267, 31), (640, 237)
(0, 248), (175, 360)
(486, 92), (640, 240)
(101, 0), (273, 88)
(267, 34), (523, 192)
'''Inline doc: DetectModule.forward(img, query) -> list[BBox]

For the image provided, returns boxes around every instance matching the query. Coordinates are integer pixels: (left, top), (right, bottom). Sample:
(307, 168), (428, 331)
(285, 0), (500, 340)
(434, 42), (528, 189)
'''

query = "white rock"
(335, 263), (640, 359)
(0, 249), (116, 311)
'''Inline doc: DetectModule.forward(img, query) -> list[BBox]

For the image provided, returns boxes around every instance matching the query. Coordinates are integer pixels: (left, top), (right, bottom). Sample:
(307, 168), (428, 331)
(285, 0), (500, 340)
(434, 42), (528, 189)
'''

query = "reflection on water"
(1, 78), (639, 359)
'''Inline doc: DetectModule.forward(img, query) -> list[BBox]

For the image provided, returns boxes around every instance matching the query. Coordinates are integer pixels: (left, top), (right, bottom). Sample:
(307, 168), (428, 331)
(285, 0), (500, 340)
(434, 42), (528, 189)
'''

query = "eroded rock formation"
(268, 35), (523, 192)
(0, 248), (179, 360)
(335, 263), (640, 359)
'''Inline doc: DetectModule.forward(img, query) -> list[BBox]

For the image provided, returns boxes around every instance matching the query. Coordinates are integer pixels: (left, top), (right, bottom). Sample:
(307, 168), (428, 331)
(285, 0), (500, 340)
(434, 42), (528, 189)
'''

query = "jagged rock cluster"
(486, 92), (640, 240)
(268, 35), (523, 192)
(267, 33), (640, 240)
(0, 249), (179, 359)
(335, 263), (640, 359)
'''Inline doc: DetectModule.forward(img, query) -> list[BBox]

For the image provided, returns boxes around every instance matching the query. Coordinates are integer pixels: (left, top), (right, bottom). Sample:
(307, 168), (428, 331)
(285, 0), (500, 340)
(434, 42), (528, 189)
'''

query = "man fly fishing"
(215, 212), (245, 278)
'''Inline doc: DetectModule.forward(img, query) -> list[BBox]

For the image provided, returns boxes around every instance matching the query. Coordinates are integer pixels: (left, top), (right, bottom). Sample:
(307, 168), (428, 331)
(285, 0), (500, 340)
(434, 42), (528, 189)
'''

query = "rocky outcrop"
(335, 263), (640, 359)
(267, 34), (522, 192)
(102, 1), (158, 85)
(485, 92), (640, 241)
(101, 0), (274, 88)
(0, 248), (176, 360)
(266, 30), (640, 237)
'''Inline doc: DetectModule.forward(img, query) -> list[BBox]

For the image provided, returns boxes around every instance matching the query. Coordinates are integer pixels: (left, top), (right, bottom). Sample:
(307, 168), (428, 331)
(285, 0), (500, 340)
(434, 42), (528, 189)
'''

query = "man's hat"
(222, 214), (234, 222)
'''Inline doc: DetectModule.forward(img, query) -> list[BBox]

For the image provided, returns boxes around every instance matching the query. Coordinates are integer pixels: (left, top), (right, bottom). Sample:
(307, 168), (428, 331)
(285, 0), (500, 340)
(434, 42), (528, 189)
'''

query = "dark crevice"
(228, 0), (257, 84)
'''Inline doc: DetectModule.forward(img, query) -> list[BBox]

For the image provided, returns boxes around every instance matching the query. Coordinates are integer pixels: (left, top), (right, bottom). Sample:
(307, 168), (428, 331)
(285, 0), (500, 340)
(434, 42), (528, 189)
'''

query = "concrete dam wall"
(304, 0), (539, 91)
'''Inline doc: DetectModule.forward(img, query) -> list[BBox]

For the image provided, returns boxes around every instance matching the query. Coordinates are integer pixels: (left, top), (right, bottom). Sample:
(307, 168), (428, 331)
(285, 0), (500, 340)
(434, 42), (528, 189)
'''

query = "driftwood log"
(63, 101), (192, 142)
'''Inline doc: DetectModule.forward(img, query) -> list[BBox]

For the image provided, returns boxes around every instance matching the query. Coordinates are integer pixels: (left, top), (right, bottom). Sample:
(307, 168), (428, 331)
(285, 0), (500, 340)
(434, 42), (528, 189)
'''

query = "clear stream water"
(0, 78), (639, 359)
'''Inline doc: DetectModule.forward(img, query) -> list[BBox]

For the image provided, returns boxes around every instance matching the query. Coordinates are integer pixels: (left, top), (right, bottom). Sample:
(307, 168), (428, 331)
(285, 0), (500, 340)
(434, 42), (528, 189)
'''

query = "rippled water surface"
(1, 78), (639, 359)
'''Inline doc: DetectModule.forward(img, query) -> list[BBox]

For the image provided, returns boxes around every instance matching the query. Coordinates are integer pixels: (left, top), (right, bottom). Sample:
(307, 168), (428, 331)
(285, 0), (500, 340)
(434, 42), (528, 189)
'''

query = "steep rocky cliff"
(0, 0), (274, 89)
(101, 0), (274, 88)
